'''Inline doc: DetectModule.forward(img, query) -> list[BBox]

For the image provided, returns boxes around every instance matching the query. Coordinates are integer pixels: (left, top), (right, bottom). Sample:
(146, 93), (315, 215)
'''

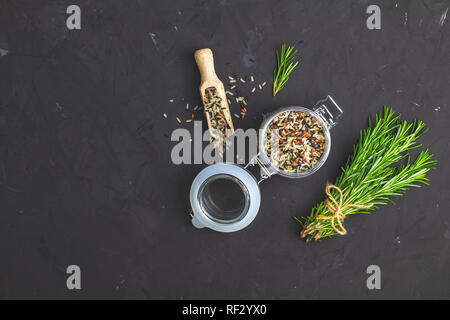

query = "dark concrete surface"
(0, 0), (449, 299)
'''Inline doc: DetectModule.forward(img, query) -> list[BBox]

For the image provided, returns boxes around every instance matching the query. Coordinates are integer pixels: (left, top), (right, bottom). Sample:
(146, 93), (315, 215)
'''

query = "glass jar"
(190, 95), (343, 232)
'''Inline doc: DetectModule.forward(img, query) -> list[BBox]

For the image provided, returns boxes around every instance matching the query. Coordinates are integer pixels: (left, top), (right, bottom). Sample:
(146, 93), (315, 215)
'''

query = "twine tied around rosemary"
(317, 184), (373, 235)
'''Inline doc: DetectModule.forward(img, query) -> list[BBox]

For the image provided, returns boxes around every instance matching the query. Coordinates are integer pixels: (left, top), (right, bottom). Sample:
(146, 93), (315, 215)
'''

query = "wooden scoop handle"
(194, 48), (218, 83)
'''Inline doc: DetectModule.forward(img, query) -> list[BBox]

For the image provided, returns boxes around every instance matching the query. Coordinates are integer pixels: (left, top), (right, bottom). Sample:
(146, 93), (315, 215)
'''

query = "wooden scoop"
(194, 48), (234, 137)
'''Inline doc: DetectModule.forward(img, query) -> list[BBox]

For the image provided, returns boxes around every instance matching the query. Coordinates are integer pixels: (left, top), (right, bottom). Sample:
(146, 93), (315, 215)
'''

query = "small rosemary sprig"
(298, 107), (436, 242)
(273, 44), (299, 96)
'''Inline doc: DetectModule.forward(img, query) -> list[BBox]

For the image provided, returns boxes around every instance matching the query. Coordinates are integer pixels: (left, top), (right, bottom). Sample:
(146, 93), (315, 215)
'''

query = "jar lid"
(190, 163), (261, 232)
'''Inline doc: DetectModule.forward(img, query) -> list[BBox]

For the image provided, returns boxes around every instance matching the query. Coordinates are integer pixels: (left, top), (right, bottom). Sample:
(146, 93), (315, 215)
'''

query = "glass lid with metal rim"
(190, 95), (343, 232)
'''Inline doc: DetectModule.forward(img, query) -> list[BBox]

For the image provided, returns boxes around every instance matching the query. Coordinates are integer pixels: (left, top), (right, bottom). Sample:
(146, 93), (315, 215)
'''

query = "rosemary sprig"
(298, 107), (436, 242)
(273, 44), (299, 96)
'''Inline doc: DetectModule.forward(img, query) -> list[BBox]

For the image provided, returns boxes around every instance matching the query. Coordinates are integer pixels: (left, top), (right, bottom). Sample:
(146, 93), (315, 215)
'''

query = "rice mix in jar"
(264, 110), (326, 173)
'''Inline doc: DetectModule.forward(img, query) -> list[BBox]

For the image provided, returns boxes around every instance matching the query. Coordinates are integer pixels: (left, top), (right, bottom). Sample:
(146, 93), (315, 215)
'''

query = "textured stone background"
(0, 0), (449, 299)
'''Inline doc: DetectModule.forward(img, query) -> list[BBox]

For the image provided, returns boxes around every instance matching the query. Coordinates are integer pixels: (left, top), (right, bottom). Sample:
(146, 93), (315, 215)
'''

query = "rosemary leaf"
(273, 44), (299, 96)
(298, 107), (436, 242)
